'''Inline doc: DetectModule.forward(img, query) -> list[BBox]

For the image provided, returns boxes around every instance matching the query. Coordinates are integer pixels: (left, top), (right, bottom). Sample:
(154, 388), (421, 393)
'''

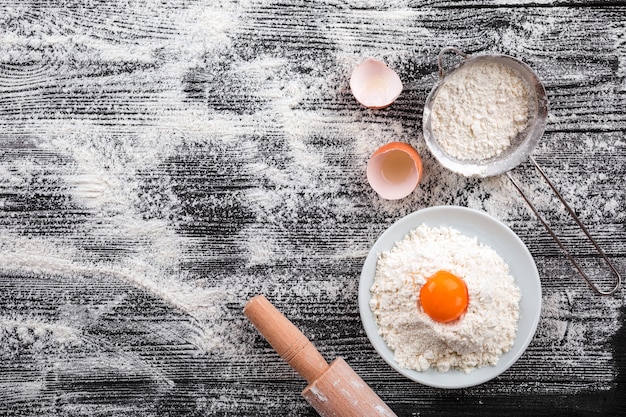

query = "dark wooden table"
(1, 1), (624, 416)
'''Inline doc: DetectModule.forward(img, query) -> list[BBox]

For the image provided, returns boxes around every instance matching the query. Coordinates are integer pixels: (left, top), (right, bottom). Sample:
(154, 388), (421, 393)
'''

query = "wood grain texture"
(1, 1), (625, 417)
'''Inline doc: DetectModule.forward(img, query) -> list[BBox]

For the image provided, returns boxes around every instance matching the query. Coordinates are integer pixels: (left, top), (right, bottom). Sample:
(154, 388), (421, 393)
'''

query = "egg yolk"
(419, 270), (469, 323)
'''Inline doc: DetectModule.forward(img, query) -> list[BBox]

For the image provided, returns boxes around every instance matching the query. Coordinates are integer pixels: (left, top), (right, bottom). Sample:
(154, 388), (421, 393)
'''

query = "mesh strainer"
(422, 47), (621, 295)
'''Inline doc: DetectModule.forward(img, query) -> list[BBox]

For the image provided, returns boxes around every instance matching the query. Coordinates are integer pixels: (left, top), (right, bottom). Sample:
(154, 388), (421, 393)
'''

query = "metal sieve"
(422, 47), (621, 295)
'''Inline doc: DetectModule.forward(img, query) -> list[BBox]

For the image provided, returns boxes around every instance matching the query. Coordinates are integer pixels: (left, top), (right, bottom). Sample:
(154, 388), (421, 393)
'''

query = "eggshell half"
(367, 142), (423, 200)
(350, 59), (403, 109)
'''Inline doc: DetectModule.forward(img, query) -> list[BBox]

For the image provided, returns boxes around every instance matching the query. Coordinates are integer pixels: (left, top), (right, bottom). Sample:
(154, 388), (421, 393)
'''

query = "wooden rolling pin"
(244, 295), (397, 417)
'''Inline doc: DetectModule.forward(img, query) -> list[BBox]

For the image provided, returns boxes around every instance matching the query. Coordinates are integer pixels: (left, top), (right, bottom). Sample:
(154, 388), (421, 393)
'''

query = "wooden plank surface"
(1, 1), (625, 416)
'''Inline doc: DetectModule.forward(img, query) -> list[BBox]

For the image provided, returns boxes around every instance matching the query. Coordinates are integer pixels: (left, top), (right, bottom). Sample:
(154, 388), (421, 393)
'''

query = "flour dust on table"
(0, 1), (625, 415)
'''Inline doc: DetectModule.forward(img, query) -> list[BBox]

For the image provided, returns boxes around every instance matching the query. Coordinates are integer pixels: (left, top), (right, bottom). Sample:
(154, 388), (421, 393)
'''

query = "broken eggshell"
(367, 142), (423, 200)
(350, 59), (403, 109)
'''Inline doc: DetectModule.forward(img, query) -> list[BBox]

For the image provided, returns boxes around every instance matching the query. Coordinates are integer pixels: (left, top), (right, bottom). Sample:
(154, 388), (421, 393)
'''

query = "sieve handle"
(437, 47), (469, 78)
(506, 156), (622, 295)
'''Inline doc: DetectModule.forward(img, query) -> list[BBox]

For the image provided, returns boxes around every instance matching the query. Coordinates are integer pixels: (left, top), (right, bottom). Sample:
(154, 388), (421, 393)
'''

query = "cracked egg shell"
(367, 142), (423, 200)
(350, 59), (403, 109)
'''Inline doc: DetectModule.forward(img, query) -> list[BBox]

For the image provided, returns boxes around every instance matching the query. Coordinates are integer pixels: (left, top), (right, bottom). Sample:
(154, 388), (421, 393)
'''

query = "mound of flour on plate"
(369, 224), (521, 373)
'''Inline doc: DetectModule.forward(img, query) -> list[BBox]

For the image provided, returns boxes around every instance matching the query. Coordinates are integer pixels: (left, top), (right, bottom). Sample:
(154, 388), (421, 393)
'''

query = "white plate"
(359, 205), (542, 389)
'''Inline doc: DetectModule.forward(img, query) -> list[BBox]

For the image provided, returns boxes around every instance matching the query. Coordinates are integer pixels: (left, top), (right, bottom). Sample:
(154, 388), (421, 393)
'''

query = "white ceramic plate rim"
(358, 205), (542, 389)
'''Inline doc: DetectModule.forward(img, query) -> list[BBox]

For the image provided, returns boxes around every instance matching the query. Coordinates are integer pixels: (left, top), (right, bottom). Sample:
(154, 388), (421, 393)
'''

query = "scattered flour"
(0, 2), (251, 360)
(370, 224), (521, 373)
(0, 2), (623, 410)
(431, 60), (531, 161)
(0, 315), (81, 352)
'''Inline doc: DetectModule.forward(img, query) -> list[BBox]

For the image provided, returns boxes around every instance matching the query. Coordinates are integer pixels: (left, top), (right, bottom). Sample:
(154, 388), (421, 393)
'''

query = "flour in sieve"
(430, 61), (531, 161)
(369, 224), (521, 373)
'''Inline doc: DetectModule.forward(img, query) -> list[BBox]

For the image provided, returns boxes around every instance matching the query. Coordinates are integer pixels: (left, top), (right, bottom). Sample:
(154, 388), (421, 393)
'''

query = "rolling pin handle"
(245, 295), (398, 417)
(244, 295), (329, 383)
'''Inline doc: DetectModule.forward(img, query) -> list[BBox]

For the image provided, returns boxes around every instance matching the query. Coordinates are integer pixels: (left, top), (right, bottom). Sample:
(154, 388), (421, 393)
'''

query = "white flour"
(0, 2), (623, 409)
(430, 60), (531, 160)
(369, 224), (521, 373)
